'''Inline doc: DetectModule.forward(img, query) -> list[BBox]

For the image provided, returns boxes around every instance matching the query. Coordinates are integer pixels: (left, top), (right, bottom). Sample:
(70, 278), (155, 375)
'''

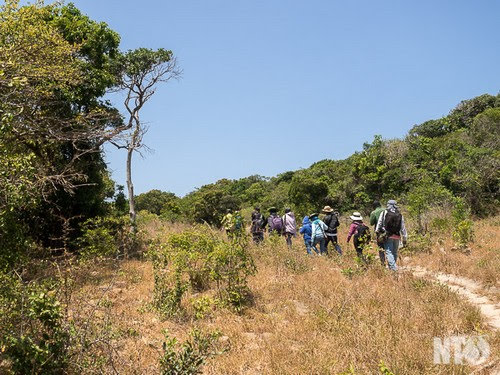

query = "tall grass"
(64, 215), (498, 374)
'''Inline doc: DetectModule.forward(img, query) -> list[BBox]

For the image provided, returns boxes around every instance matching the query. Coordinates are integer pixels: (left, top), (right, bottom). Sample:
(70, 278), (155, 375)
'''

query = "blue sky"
(67, 0), (498, 196)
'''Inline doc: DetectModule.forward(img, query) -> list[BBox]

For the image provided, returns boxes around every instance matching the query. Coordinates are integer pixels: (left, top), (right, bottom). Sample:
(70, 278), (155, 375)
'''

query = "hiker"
(282, 208), (297, 248)
(251, 207), (266, 244)
(370, 200), (386, 265)
(375, 200), (408, 271)
(221, 209), (233, 236)
(299, 216), (315, 255)
(346, 212), (371, 259)
(233, 211), (244, 237)
(322, 206), (342, 255)
(310, 213), (328, 255)
(267, 207), (283, 235)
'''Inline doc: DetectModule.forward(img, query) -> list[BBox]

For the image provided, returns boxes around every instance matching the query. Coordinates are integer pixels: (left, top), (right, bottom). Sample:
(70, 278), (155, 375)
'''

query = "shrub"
(404, 231), (432, 254)
(406, 179), (454, 234)
(153, 271), (188, 319)
(159, 329), (224, 375)
(452, 198), (474, 248)
(0, 273), (70, 374)
(150, 228), (256, 317)
(0, 269), (124, 374)
(76, 215), (136, 260)
(191, 296), (218, 320)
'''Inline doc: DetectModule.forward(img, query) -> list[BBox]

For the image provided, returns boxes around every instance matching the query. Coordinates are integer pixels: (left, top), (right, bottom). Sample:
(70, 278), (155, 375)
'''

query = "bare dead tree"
(112, 48), (181, 231)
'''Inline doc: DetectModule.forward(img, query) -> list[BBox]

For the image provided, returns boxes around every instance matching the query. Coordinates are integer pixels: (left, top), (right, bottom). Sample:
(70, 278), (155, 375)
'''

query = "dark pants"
(252, 232), (264, 244)
(325, 235), (342, 255)
(285, 232), (294, 248)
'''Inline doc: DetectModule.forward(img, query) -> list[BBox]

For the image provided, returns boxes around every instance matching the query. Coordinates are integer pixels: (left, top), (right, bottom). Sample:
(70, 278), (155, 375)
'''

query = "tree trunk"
(126, 144), (136, 232)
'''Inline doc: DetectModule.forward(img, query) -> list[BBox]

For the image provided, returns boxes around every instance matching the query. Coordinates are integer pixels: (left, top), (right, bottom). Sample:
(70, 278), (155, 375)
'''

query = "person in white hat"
(346, 212), (371, 259)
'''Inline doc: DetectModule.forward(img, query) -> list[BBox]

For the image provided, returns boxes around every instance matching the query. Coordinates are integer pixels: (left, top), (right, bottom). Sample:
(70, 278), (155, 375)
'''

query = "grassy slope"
(71, 218), (499, 374)
(408, 216), (500, 294)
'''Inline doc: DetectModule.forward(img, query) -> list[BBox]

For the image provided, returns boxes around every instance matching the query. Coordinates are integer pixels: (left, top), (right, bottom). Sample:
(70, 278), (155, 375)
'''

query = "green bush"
(191, 296), (218, 320)
(0, 273), (70, 374)
(76, 215), (134, 260)
(0, 210), (35, 271)
(159, 329), (224, 375)
(0, 270), (122, 374)
(406, 178), (453, 234)
(404, 232), (432, 254)
(153, 271), (188, 319)
(149, 228), (256, 317)
(452, 198), (474, 248)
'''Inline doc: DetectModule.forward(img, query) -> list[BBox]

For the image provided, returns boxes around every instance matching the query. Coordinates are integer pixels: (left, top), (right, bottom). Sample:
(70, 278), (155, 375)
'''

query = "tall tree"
(113, 48), (181, 230)
(0, 0), (122, 262)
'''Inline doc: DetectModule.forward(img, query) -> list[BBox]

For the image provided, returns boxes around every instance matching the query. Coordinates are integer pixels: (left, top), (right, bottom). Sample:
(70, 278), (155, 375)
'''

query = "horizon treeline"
(135, 93), (500, 226)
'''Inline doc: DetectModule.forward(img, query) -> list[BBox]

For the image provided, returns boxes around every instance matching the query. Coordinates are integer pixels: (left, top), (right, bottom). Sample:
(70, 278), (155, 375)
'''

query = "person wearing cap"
(370, 200), (386, 265)
(346, 212), (371, 259)
(251, 206), (266, 244)
(322, 206), (342, 255)
(282, 208), (297, 248)
(375, 200), (408, 271)
(310, 213), (328, 255)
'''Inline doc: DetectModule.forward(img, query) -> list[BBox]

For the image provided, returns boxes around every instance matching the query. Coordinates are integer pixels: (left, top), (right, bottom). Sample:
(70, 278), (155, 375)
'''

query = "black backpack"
(326, 214), (339, 232)
(354, 224), (371, 243)
(252, 213), (265, 230)
(384, 210), (402, 236)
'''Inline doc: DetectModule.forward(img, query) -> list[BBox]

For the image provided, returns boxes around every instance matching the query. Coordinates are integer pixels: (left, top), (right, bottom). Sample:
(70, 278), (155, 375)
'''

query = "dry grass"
(408, 215), (500, 294)
(67, 217), (499, 374)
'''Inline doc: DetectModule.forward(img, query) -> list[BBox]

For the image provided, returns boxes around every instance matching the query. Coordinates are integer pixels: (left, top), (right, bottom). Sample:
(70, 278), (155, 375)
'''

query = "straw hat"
(322, 205), (334, 213)
(350, 212), (363, 221)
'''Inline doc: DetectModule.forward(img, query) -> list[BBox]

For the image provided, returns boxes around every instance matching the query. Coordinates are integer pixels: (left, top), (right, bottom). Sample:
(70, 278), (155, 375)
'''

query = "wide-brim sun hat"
(322, 205), (334, 213)
(350, 212), (363, 221)
(309, 212), (319, 219)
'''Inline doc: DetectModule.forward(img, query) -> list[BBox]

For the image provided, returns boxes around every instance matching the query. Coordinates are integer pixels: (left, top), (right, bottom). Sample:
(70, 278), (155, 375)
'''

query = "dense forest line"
(136, 93), (500, 226)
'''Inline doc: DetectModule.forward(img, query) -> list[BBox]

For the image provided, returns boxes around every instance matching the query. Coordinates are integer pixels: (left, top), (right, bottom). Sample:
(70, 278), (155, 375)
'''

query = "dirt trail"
(403, 265), (500, 332)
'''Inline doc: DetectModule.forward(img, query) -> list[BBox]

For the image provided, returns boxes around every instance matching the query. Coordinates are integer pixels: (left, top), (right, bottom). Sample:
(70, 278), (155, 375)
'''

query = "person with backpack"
(282, 208), (297, 248)
(346, 212), (371, 259)
(370, 200), (386, 266)
(310, 213), (328, 255)
(375, 200), (408, 271)
(299, 216), (316, 255)
(251, 206), (266, 244)
(268, 207), (283, 235)
(322, 206), (342, 255)
(233, 211), (244, 237)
